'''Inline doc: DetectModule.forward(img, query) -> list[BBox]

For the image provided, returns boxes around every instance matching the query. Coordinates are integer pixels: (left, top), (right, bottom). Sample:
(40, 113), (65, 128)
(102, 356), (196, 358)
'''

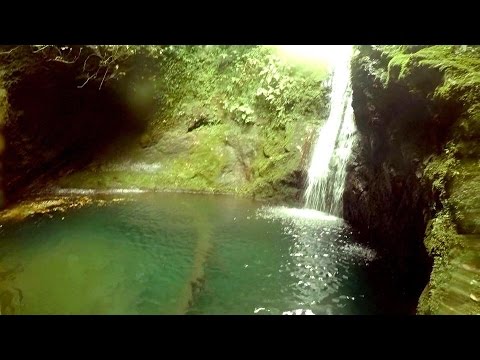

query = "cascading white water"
(304, 46), (356, 216)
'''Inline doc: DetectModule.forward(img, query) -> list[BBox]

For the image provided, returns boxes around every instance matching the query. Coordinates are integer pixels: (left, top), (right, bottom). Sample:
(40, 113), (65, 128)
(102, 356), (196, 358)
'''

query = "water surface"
(0, 193), (390, 315)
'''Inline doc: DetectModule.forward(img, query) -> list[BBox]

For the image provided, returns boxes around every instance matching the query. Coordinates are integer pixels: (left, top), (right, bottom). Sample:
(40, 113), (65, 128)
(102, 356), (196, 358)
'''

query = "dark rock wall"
(345, 45), (480, 314)
(0, 46), (145, 205)
(344, 46), (441, 301)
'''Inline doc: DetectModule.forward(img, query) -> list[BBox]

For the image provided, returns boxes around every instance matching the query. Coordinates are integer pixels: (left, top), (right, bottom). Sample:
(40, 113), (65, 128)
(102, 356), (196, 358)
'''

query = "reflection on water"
(0, 193), (385, 315)
(255, 206), (376, 315)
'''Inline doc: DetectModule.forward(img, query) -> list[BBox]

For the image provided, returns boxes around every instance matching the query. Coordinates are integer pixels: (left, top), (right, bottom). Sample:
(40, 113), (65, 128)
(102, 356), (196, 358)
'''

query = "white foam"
(304, 45), (356, 216)
(341, 243), (376, 262)
(282, 309), (315, 315)
(257, 206), (341, 223)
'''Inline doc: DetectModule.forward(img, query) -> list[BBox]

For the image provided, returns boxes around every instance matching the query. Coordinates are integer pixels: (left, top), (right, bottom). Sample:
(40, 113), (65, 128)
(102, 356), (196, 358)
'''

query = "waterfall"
(304, 46), (356, 217)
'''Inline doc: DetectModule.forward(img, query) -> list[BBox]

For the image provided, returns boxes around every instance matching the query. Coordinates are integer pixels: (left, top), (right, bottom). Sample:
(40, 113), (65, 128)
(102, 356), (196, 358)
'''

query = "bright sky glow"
(273, 45), (353, 70)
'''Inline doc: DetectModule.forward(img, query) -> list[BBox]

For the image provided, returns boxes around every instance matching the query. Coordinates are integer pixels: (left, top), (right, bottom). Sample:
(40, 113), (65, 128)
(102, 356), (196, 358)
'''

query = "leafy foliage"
(55, 45), (331, 200)
(424, 142), (459, 201)
(143, 45), (330, 130)
(0, 45), (166, 90)
(424, 209), (460, 256)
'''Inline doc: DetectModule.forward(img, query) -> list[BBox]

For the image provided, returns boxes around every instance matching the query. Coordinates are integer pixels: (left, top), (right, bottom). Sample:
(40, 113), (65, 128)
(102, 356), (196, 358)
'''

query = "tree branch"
(33, 45), (50, 53)
(48, 47), (83, 64)
(77, 71), (97, 88)
(0, 46), (20, 55)
(83, 53), (101, 71)
(99, 67), (109, 90)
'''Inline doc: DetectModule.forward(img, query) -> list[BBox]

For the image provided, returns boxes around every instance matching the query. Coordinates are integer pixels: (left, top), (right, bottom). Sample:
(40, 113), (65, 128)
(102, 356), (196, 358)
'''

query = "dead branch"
(77, 73), (96, 88)
(48, 47), (83, 64)
(0, 46), (20, 55)
(99, 67), (109, 90)
(83, 53), (101, 71)
(33, 45), (49, 53)
(50, 57), (77, 64)
(77, 66), (100, 89)
(28, 45), (139, 90)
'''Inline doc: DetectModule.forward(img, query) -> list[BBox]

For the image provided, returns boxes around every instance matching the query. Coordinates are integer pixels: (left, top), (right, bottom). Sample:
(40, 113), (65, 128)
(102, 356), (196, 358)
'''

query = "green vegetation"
(368, 45), (480, 314)
(2, 44), (480, 314)
(57, 45), (330, 201)
(131, 45), (329, 130)
(383, 46), (480, 102)
(0, 45), (166, 90)
(424, 210), (461, 257)
(423, 142), (459, 203)
(349, 45), (480, 314)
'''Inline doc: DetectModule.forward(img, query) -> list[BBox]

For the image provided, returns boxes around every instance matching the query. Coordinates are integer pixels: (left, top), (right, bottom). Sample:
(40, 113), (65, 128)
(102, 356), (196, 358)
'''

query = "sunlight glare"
(273, 45), (353, 70)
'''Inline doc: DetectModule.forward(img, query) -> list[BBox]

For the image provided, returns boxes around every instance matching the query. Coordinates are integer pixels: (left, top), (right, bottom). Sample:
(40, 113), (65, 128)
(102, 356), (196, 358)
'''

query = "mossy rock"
(420, 234), (480, 315)
(139, 133), (154, 148)
(450, 160), (480, 234)
(350, 45), (480, 315)
(26, 45), (330, 203)
(455, 140), (480, 159)
(424, 210), (460, 256)
(453, 106), (480, 141)
(0, 87), (8, 127)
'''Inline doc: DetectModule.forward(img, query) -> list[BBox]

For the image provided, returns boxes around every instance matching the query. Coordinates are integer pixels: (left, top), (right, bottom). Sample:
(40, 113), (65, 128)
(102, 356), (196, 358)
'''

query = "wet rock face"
(0, 86), (7, 207)
(346, 45), (480, 313)
(346, 48), (422, 250)
(344, 46), (436, 293)
(0, 88), (7, 127)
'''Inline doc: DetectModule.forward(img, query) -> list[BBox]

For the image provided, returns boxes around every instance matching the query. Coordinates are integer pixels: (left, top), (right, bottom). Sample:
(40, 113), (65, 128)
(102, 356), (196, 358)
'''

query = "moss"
(419, 236), (480, 315)
(53, 46), (330, 200)
(0, 87), (7, 127)
(380, 45), (480, 106)
(417, 283), (431, 314)
(386, 53), (413, 84)
(455, 140), (480, 158)
(352, 45), (480, 314)
(139, 133), (154, 148)
(453, 104), (480, 141)
(420, 143), (480, 313)
(423, 143), (460, 201)
(60, 124), (236, 193)
(243, 120), (307, 201)
(419, 251), (455, 314)
(0, 196), (126, 223)
(450, 160), (480, 233)
(424, 210), (461, 256)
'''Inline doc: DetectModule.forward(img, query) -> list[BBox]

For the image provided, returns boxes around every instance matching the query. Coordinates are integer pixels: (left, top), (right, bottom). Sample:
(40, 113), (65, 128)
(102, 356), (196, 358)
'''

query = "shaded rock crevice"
(0, 46), (146, 206)
(345, 45), (480, 314)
